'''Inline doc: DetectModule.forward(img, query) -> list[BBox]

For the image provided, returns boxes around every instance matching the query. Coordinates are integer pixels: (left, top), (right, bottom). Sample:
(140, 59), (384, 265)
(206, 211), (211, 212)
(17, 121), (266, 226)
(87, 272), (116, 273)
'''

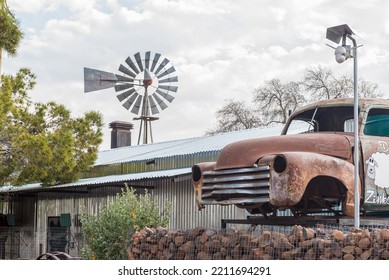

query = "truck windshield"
(284, 105), (355, 135)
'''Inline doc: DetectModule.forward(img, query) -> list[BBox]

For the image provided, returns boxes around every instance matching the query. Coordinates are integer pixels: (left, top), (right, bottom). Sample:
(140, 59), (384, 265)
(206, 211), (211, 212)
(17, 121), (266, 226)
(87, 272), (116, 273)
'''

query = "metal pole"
(348, 34), (360, 228)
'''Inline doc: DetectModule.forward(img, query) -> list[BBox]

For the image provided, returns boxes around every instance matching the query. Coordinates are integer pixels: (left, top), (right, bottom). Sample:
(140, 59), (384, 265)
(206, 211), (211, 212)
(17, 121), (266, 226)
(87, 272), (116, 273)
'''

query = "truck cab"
(192, 98), (389, 217)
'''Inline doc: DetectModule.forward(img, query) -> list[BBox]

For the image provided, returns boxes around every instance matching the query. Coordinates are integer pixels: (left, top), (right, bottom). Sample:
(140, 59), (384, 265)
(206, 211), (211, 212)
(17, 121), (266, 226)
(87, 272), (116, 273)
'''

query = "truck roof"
(290, 98), (389, 117)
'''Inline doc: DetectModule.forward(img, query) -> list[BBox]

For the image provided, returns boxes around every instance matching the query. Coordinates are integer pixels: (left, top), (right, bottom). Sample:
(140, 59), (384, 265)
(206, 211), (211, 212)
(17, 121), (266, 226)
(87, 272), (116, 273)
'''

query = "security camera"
(335, 46), (347, 63)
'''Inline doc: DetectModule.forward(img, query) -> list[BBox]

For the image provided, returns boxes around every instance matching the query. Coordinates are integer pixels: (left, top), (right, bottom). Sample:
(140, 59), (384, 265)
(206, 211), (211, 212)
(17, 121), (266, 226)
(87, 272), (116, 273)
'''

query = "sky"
(3, 0), (389, 150)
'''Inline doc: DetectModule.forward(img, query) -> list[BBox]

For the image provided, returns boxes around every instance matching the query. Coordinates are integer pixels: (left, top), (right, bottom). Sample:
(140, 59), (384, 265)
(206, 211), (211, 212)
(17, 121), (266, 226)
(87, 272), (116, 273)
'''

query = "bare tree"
(253, 79), (306, 125)
(358, 77), (383, 98)
(205, 99), (263, 135)
(302, 65), (382, 101)
(206, 65), (382, 135)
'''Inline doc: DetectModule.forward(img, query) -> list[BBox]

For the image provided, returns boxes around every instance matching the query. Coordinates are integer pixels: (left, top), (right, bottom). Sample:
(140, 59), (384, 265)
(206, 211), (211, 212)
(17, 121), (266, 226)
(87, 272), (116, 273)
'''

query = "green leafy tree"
(0, 0), (23, 73)
(80, 186), (171, 260)
(0, 68), (103, 185)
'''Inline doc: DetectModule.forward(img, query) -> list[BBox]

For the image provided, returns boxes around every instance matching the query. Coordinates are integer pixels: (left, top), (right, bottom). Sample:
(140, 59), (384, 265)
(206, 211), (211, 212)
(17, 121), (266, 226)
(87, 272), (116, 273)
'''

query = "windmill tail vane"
(83, 51), (178, 145)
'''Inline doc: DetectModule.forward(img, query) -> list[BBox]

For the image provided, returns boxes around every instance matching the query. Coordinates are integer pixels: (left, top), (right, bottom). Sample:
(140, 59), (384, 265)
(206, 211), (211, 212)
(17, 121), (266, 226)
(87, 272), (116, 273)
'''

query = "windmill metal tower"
(84, 51), (178, 145)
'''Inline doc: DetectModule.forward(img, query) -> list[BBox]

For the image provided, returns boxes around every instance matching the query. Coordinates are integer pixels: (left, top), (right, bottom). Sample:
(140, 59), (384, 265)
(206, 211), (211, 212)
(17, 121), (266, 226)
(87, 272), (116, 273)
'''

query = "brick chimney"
(109, 121), (134, 149)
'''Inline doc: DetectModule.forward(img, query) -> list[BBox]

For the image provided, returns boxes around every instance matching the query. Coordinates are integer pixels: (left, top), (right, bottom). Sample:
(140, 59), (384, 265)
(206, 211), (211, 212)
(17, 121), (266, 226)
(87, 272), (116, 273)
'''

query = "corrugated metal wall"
(30, 176), (244, 254)
(27, 177), (242, 256)
(153, 177), (245, 230)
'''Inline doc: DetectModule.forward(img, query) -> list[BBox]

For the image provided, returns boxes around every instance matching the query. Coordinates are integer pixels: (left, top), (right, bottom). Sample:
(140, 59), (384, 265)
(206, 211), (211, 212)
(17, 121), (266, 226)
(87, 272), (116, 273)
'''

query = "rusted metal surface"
(36, 251), (75, 260)
(192, 98), (389, 217)
(214, 133), (352, 170)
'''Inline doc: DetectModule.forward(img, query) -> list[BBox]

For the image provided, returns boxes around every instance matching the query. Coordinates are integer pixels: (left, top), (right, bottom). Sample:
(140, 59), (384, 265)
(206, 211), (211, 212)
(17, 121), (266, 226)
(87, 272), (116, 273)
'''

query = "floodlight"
(335, 46), (347, 63)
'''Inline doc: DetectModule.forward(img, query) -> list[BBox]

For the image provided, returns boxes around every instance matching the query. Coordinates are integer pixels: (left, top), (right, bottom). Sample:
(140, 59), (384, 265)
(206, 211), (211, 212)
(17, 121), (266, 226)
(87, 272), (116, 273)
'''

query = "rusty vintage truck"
(192, 98), (389, 218)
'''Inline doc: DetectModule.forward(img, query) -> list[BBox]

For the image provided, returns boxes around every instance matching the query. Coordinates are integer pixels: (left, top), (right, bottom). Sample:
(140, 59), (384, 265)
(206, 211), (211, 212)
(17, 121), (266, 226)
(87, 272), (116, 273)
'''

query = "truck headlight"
(273, 155), (287, 174)
(192, 165), (202, 182)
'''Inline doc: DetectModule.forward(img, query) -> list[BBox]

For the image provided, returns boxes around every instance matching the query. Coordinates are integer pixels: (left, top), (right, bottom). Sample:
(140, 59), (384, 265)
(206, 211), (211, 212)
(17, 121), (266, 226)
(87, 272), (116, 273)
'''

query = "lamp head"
(335, 46), (347, 63)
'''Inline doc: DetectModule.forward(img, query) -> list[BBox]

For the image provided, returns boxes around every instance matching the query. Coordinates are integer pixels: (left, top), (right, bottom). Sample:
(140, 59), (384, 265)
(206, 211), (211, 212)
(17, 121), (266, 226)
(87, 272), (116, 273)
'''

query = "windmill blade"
(114, 83), (133, 92)
(115, 74), (134, 82)
(116, 88), (136, 102)
(134, 52), (144, 72)
(148, 95), (160, 115)
(156, 89), (175, 103)
(152, 93), (168, 110)
(84, 67), (118, 93)
(118, 64), (136, 78)
(122, 92), (139, 110)
(125, 56), (140, 74)
(145, 51), (151, 70)
(154, 58), (169, 75)
(150, 53), (161, 72)
(131, 95), (143, 114)
(157, 66), (176, 79)
(159, 76), (178, 84)
(158, 85), (178, 93)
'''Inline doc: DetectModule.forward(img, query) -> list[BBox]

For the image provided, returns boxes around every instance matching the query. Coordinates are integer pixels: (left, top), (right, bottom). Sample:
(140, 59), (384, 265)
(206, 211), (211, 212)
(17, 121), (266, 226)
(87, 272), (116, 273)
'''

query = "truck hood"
(215, 132), (353, 170)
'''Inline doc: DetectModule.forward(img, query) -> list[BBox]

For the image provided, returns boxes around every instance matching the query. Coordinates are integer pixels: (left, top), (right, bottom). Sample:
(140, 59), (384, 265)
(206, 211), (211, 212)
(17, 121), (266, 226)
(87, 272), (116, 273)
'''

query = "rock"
(175, 235), (184, 246)
(300, 239), (314, 249)
(181, 241), (195, 253)
(379, 229), (389, 241)
(197, 251), (212, 260)
(331, 230), (345, 242)
(204, 229), (217, 237)
(251, 247), (265, 259)
(127, 247), (135, 260)
(360, 250), (371, 260)
(303, 228), (316, 240)
(358, 237), (371, 250)
(281, 248), (302, 260)
(343, 253), (355, 260)
(213, 252), (223, 260)
(291, 225), (304, 241)
(380, 249), (389, 260)
(342, 245), (355, 254)
(317, 239), (332, 251)
(304, 248), (316, 260)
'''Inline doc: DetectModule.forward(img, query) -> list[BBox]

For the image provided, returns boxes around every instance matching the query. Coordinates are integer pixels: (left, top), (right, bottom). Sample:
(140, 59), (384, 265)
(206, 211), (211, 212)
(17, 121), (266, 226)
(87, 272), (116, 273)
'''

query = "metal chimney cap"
(109, 121), (134, 130)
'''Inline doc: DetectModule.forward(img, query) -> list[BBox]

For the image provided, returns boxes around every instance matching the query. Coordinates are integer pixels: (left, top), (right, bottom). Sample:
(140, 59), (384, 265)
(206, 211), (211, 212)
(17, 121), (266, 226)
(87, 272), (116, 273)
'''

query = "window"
(285, 106), (354, 135)
(364, 109), (389, 136)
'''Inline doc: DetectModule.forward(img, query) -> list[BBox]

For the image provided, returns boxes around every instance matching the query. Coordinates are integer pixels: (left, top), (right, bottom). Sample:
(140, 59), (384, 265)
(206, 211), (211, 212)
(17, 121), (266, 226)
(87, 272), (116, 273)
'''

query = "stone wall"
(127, 225), (389, 260)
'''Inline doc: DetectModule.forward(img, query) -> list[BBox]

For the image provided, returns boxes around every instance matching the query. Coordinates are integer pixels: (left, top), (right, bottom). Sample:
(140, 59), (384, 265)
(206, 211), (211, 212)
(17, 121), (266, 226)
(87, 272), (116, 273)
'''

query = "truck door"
(360, 108), (389, 211)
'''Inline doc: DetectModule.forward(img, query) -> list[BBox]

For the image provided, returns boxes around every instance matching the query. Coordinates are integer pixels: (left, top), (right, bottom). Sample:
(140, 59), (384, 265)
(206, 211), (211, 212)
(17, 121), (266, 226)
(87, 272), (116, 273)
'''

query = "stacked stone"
(127, 226), (389, 260)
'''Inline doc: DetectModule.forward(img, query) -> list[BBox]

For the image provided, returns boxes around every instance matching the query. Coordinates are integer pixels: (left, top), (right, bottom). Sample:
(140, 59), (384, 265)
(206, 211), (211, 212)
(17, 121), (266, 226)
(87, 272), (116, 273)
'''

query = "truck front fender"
(258, 152), (360, 216)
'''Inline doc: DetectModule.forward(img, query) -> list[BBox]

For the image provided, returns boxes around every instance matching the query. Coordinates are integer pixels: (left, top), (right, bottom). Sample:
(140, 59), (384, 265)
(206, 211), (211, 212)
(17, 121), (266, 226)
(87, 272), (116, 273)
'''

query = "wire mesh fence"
(128, 223), (389, 260)
(2, 222), (389, 260)
(0, 227), (83, 260)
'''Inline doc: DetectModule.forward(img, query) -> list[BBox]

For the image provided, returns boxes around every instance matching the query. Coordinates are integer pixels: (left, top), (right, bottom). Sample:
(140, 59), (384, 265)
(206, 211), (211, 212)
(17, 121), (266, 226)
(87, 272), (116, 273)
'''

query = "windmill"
(84, 51), (178, 145)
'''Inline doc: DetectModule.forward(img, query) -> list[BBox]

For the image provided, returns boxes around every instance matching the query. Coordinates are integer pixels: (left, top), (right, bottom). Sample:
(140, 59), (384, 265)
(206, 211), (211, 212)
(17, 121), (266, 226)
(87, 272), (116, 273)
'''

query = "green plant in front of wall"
(80, 186), (171, 260)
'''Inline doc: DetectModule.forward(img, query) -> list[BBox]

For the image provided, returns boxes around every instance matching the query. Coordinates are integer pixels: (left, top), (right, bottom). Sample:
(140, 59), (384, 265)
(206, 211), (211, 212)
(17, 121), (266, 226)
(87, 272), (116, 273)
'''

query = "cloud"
(5, 0), (389, 150)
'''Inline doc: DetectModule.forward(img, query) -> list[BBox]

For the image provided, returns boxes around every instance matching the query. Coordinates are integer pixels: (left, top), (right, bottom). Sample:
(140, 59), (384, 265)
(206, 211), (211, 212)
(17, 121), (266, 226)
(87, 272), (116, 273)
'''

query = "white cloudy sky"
(3, 0), (389, 150)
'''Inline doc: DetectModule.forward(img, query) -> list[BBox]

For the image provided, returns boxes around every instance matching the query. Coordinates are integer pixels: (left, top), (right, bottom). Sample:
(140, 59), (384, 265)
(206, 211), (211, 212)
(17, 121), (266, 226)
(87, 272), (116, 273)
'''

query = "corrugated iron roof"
(0, 168), (191, 193)
(96, 124), (285, 166)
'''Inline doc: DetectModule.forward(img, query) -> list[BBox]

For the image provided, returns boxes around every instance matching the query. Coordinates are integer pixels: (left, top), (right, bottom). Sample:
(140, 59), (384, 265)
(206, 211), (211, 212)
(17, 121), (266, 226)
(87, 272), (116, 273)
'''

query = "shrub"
(80, 186), (171, 259)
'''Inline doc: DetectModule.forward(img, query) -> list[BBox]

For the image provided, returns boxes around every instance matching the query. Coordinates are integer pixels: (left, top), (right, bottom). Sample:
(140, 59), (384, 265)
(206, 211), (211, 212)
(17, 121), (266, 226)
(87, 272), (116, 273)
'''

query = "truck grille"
(201, 165), (270, 205)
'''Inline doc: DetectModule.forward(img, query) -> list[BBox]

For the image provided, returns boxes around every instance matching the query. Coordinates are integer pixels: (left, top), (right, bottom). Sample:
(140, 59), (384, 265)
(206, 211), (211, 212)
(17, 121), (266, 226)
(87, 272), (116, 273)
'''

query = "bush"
(80, 186), (171, 259)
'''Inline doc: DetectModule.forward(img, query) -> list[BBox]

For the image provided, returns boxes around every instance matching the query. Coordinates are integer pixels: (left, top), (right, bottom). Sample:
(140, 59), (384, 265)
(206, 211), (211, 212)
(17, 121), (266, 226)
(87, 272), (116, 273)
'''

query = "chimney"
(109, 121), (134, 149)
